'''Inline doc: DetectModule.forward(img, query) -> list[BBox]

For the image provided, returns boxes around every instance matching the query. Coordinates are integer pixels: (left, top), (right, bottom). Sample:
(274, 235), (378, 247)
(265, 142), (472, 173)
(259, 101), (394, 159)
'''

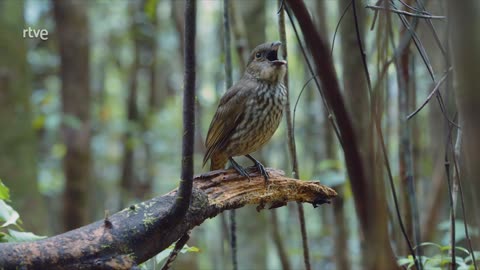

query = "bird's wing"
(203, 79), (253, 167)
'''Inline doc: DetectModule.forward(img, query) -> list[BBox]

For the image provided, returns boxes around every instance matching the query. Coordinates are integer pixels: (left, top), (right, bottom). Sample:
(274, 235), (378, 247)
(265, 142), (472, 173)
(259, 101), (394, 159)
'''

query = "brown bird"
(203, 41), (287, 182)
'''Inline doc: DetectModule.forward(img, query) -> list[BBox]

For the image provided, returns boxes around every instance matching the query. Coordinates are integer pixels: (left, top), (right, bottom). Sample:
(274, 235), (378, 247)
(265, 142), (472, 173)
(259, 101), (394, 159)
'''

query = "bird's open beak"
(268, 41), (287, 66)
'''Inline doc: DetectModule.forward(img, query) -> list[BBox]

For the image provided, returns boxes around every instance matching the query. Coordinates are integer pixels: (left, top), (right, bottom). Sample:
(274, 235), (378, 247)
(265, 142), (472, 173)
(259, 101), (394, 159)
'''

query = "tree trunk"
(451, 0), (480, 238)
(120, 1), (141, 207)
(0, 0), (47, 233)
(286, 0), (399, 268)
(338, 0), (373, 267)
(53, 0), (92, 231)
(317, 2), (349, 269)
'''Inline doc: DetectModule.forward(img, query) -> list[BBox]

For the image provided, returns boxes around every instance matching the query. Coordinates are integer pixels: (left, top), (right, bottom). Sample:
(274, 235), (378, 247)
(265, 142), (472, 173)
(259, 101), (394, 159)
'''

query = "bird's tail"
(209, 154), (228, 171)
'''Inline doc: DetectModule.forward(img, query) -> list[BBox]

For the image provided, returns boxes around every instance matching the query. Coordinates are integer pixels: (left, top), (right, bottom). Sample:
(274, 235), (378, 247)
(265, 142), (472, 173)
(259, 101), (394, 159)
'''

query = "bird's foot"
(229, 157), (251, 181)
(246, 154), (269, 184)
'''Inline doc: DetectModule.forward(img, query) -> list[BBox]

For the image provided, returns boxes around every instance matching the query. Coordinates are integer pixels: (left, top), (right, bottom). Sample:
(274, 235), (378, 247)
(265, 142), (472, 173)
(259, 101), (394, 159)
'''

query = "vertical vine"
(278, 2), (311, 269)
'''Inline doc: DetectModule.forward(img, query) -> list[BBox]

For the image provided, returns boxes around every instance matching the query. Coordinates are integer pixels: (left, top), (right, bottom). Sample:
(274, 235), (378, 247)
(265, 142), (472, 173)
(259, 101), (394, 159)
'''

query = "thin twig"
(293, 76), (317, 134)
(450, 123), (478, 270)
(445, 2), (477, 266)
(331, 0), (353, 56)
(223, 1), (237, 269)
(445, 116), (456, 270)
(271, 210), (292, 270)
(352, 0), (420, 268)
(407, 68), (451, 120)
(398, 0), (422, 13)
(229, 210), (237, 270)
(390, 0), (458, 128)
(351, 0), (372, 94)
(366, 5), (446, 20)
(223, 0), (233, 89)
(284, 4), (344, 148)
(394, 3), (423, 265)
(161, 232), (191, 270)
(297, 203), (310, 270)
(278, 3), (311, 269)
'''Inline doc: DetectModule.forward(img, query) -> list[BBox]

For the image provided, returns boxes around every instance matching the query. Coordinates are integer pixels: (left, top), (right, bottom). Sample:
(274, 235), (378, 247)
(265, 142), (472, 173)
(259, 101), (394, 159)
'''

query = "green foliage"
(438, 220), (480, 244)
(144, 0), (158, 21)
(3, 229), (46, 242)
(0, 179), (10, 200)
(139, 244), (200, 270)
(0, 180), (46, 243)
(397, 242), (480, 269)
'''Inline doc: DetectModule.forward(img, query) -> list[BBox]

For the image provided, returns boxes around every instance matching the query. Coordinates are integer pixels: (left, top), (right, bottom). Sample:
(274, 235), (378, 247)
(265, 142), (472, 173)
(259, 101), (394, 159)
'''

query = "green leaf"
(182, 245), (200, 253)
(0, 232), (7, 242)
(154, 246), (173, 265)
(440, 245), (471, 256)
(464, 251), (480, 263)
(144, 0), (158, 21)
(0, 179), (10, 200)
(425, 255), (442, 266)
(152, 244), (200, 265)
(438, 220), (479, 243)
(4, 229), (46, 242)
(415, 242), (443, 250)
(398, 257), (412, 266)
(32, 115), (46, 130)
(456, 246), (471, 255)
(0, 200), (19, 227)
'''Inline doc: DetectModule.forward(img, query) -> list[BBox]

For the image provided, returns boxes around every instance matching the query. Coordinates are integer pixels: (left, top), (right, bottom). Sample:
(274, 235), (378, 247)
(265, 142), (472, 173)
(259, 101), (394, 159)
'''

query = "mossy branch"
(0, 168), (336, 270)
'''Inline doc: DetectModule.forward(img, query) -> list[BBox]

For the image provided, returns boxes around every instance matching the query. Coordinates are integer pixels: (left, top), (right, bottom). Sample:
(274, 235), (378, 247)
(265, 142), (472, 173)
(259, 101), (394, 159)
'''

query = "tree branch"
(167, 0), (196, 228)
(0, 168), (336, 270)
(365, 5), (446, 20)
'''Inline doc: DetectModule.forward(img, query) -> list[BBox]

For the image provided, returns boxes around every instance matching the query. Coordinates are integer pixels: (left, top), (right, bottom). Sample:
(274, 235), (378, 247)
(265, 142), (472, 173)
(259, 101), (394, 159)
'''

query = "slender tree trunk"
(142, 0), (159, 201)
(451, 0), (480, 241)
(0, 0), (47, 233)
(238, 0), (265, 52)
(396, 8), (414, 253)
(336, 0), (397, 268)
(230, 0), (248, 71)
(418, 0), (448, 243)
(53, 0), (92, 231)
(120, 1), (141, 207)
(338, 1), (373, 267)
(315, 2), (350, 269)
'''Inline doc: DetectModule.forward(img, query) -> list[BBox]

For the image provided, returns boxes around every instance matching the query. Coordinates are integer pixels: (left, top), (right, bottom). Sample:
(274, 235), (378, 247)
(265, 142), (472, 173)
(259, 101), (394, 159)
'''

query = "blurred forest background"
(0, 0), (479, 269)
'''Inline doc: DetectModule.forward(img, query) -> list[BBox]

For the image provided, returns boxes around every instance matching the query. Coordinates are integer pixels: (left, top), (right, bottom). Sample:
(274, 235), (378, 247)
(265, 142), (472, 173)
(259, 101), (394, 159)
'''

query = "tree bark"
(286, 0), (400, 268)
(0, 168), (336, 270)
(451, 0), (480, 238)
(53, 0), (92, 231)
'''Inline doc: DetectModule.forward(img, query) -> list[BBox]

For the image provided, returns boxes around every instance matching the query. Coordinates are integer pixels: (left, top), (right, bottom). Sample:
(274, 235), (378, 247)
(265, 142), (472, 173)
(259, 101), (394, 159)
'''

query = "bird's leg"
(229, 157), (251, 181)
(245, 154), (269, 183)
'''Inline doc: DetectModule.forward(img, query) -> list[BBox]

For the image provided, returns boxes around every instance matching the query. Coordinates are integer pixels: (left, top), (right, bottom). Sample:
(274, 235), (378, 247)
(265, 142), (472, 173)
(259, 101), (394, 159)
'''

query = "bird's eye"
(255, 52), (262, 58)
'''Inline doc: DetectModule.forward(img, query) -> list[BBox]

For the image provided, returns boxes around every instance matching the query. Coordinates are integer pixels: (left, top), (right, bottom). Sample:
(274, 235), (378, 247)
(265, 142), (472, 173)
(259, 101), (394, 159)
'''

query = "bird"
(203, 41), (287, 183)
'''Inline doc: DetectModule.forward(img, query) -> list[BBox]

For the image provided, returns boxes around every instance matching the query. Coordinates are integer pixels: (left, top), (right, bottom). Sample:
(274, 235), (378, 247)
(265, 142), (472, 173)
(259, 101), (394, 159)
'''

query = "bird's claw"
(229, 157), (251, 181)
(254, 161), (269, 184)
(245, 154), (269, 185)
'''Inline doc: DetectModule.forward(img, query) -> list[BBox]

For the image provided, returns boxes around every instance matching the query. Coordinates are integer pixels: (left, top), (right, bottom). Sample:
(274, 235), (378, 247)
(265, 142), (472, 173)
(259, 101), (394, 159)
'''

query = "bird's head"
(245, 41), (287, 84)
